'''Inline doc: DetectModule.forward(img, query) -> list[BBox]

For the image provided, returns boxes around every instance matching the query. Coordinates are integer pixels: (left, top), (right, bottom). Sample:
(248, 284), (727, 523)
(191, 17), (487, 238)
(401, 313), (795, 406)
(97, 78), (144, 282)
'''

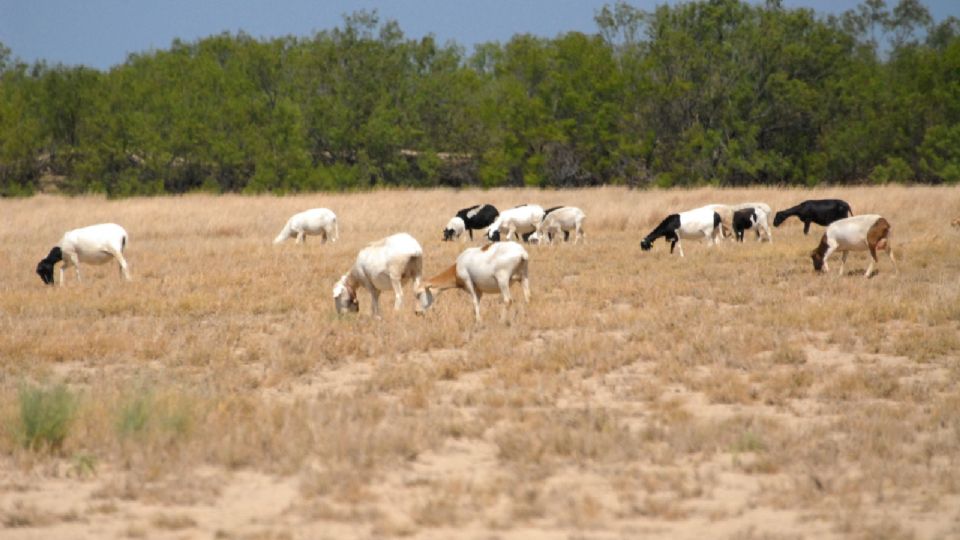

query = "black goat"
(773, 199), (853, 234)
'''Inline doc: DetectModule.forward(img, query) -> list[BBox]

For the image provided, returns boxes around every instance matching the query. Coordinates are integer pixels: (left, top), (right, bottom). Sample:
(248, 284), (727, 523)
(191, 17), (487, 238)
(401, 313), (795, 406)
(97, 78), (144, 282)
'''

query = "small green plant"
(17, 383), (78, 452)
(70, 452), (98, 478)
(116, 393), (153, 438)
(732, 431), (767, 453)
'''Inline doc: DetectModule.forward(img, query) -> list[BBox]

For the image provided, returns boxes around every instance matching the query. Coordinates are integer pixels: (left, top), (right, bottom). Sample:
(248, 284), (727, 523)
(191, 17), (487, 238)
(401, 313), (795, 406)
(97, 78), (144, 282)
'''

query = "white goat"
(811, 214), (896, 278)
(274, 208), (338, 244)
(640, 206), (722, 257)
(333, 233), (423, 317)
(535, 206), (586, 244)
(36, 223), (131, 286)
(487, 204), (545, 242)
(702, 204), (735, 239)
(415, 241), (530, 322)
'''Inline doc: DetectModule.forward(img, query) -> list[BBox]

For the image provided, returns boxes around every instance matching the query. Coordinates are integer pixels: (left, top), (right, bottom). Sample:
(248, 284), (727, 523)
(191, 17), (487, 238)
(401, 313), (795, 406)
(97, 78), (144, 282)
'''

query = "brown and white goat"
(415, 242), (529, 322)
(810, 214), (896, 278)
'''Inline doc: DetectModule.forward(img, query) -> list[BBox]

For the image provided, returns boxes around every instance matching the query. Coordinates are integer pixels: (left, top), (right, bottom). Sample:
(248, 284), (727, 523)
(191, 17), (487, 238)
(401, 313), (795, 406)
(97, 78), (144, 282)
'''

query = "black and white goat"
(732, 207), (770, 242)
(36, 223), (131, 286)
(731, 202), (773, 242)
(442, 204), (499, 242)
(640, 206), (722, 257)
(774, 199), (853, 234)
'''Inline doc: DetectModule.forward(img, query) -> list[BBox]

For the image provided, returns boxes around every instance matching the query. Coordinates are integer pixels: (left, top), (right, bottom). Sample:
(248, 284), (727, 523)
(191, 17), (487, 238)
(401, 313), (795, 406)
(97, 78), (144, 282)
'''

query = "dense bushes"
(0, 0), (957, 195)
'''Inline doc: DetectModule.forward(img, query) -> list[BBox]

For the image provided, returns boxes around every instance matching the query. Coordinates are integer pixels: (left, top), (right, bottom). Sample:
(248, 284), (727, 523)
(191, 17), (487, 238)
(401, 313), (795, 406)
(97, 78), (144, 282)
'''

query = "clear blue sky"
(1, 0), (957, 70)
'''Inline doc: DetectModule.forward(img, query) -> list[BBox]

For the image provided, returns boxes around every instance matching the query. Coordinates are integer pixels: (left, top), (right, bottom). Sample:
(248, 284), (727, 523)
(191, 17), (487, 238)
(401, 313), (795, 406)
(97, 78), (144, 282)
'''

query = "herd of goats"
(34, 197), (897, 321)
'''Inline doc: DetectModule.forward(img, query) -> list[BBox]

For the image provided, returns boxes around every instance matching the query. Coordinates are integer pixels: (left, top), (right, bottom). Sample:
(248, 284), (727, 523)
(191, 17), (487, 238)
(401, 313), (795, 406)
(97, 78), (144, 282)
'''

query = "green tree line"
(1, 0), (958, 196)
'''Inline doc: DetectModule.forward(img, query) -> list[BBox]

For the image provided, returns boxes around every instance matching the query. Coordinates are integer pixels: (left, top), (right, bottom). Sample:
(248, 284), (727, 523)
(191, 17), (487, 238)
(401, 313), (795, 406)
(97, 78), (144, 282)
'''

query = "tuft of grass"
(70, 452), (98, 478)
(116, 392), (152, 438)
(151, 512), (197, 530)
(772, 342), (808, 365)
(17, 383), (77, 452)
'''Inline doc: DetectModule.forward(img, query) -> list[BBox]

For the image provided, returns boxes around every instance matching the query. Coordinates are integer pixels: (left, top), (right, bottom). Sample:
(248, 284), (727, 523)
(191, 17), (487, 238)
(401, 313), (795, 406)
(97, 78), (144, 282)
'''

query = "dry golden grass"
(1, 186), (960, 539)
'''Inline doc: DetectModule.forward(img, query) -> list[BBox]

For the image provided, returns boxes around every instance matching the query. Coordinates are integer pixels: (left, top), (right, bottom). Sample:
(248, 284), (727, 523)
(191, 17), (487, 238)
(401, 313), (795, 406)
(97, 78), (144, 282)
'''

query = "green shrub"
(18, 383), (78, 452)
(871, 157), (914, 184)
(116, 393), (152, 438)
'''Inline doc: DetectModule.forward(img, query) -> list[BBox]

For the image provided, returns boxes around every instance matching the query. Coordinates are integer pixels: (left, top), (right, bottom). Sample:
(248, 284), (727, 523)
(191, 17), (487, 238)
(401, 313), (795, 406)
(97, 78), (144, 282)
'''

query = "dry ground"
(1, 186), (959, 539)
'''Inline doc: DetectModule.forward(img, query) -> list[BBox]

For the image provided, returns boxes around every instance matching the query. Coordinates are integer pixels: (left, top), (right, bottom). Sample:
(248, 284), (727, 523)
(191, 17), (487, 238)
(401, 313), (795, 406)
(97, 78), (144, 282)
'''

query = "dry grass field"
(1, 186), (959, 539)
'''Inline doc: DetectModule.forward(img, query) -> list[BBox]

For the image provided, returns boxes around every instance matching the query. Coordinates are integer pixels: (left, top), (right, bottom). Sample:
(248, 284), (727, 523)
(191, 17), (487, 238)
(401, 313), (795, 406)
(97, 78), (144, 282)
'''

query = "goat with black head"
(36, 223), (130, 286)
(641, 206), (722, 257)
(443, 204), (499, 242)
(774, 199), (853, 235)
(36, 247), (62, 285)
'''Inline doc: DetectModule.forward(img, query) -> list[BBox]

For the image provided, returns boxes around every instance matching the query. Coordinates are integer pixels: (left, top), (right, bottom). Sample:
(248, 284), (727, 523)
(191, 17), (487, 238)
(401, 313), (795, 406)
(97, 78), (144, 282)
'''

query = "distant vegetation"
(1, 0), (958, 196)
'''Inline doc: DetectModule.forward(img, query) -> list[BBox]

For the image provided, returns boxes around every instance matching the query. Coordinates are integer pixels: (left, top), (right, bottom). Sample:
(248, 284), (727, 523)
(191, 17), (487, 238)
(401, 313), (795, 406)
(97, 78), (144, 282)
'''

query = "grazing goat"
(732, 207), (770, 243)
(731, 202), (773, 242)
(810, 215), (896, 278)
(415, 242), (530, 322)
(443, 204), (499, 242)
(332, 233), (423, 317)
(534, 206), (586, 244)
(274, 208), (338, 244)
(487, 204), (545, 242)
(774, 199), (853, 234)
(36, 223), (131, 286)
(641, 207), (722, 257)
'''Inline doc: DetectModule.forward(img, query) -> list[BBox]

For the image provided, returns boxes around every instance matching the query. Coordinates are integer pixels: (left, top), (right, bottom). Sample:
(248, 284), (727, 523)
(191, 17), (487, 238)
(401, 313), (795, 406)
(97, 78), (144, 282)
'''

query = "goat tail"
(273, 222), (291, 244)
(122, 234), (127, 251)
(409, 253), (424, 282)
(847, 205), (854, 217)
(518, 251), (530, 280)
